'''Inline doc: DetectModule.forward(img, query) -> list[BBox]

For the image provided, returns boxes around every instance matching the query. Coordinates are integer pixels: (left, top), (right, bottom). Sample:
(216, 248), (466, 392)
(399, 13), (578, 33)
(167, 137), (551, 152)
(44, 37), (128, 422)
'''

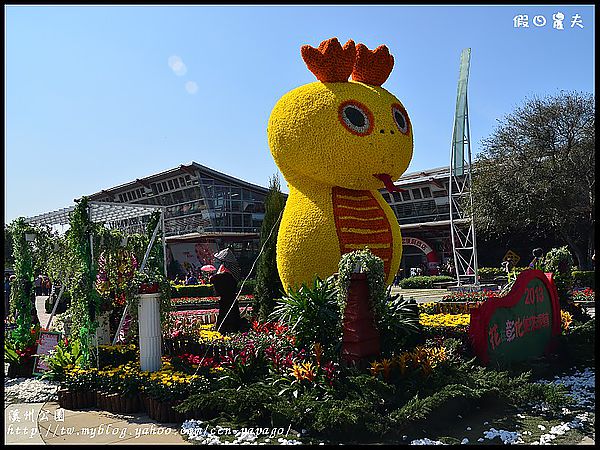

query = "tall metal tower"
(449, 48), (479, 287)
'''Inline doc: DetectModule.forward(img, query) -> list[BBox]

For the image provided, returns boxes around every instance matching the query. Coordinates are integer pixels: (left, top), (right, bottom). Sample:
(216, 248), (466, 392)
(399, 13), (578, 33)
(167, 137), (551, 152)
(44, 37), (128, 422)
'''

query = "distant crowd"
(171, 269), (212, 286)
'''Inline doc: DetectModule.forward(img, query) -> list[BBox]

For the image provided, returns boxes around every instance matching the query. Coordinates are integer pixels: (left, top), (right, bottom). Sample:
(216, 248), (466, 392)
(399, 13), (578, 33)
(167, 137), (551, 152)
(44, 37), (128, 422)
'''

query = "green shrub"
(378, 294), (423, 354)
(269, 276), (340, 352)
(543, 246), (574, 305)
(170, 284), (215, 298)
(389, 383), (485, 429)
(572, 271), (595, 289)
(175, 382), (279, 424)
(477, 267), (506, 278)
(557, 318), (595, 367)
(398, 275), (455, 289)
(478, 267), (528, 279)
(254, 175), (286, 321)
(270, 394), (391, 439)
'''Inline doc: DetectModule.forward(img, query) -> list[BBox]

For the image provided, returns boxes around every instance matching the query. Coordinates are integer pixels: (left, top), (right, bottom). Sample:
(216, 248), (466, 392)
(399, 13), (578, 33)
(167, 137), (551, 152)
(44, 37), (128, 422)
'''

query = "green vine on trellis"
(7, 218), (38, 352)
(66, 197), (102, 367)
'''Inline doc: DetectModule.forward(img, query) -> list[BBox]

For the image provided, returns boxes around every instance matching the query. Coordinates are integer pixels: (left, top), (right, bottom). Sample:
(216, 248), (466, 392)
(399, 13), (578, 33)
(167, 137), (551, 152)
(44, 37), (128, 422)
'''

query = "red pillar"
(341, 273), (381, 364)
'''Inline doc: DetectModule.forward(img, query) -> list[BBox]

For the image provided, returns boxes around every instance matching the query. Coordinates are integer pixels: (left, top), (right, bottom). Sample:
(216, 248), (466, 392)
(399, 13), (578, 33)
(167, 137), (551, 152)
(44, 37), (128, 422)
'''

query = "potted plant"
(136, 270), (161, 295)
(5, 324), (40, 378)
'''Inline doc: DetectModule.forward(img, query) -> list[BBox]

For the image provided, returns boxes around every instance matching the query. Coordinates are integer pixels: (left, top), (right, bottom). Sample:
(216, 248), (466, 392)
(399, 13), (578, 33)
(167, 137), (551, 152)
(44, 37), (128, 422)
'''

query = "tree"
(254, 174), (287, 321)
(471, 91), (595, 269)
(4, 224), (15, 268)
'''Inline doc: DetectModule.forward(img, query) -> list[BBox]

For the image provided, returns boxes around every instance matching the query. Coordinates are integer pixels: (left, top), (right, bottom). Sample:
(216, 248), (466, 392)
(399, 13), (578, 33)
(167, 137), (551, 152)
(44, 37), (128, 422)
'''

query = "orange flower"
(381, 358), (393, 381)
(290, 364), (304, 381)
(301, 362), (316, 382)
(369, 361), (383, 377)
(396, 353), (411, 375)
(560, 310), (573, 332)
(313, 342), (323, 366)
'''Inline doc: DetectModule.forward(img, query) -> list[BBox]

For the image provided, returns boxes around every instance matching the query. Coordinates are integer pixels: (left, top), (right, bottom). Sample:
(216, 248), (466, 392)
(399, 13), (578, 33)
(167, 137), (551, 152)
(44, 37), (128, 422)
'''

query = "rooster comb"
(301, 37), (394, 86)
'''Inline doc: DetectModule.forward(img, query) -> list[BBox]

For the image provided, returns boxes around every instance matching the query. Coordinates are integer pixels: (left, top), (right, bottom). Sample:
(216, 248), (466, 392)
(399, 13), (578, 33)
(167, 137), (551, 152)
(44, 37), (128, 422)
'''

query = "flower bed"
(57, 358), (211, 416)
(441, 290), (500, 303)
(163, 322), (235, 357)
(420, 313), (470, 332)
(419, 301), (482, 315)
(171, 295), (254, 310)
(571, 288), (594, 303)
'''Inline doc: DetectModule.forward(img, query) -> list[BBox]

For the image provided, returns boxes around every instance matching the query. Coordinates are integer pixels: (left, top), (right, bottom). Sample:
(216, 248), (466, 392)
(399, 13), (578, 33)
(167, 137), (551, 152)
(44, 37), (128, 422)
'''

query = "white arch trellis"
(25, 201), (167, 341)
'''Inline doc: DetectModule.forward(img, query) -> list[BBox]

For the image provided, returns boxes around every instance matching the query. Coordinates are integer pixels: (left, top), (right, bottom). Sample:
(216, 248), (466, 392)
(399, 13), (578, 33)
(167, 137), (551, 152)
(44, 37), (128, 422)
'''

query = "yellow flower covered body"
(268, 39), (413, 291)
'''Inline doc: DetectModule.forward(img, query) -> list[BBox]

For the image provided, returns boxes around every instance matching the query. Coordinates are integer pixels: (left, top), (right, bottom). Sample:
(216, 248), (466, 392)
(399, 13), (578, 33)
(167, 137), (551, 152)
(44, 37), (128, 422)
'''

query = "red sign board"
(469, 270), (561, 366)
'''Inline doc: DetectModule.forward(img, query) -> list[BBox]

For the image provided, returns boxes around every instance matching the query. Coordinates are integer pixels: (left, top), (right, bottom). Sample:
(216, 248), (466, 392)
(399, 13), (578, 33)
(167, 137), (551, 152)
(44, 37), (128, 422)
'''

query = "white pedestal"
(138, 293), (162, 372)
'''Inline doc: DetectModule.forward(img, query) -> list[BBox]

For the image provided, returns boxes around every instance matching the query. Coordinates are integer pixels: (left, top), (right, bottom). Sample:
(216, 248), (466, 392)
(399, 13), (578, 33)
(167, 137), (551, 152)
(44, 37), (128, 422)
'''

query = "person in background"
(43, 276), (51, 296)
(4, 273), (11, 319)
(186, 271), (198, 285)
(35, 274), (43, 296)
(529, 248), (544, 270)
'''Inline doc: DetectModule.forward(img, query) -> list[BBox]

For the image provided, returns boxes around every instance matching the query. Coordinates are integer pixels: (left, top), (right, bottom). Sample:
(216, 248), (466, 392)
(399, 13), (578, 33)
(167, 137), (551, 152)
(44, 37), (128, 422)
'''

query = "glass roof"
(25, 201), (164, 226)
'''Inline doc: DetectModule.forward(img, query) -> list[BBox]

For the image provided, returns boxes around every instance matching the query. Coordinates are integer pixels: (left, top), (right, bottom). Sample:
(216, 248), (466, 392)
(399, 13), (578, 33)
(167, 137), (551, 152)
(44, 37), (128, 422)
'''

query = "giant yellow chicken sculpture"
(268, 37), (414, 292)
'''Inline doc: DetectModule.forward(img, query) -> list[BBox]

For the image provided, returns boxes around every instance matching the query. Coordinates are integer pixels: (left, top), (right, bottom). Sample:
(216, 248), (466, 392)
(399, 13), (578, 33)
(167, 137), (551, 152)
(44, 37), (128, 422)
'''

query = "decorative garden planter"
(58, 389), (95, 410)
(96, 391), (105, 410)
(58, 389), (74, 410)
(341, 273), (381, 365)
(124, 395), (141, 413)
(140, 393), (150, 414)
(146, 397), (183, 423)
(139, 282), (160, 294)
(138, 293), (162, 372)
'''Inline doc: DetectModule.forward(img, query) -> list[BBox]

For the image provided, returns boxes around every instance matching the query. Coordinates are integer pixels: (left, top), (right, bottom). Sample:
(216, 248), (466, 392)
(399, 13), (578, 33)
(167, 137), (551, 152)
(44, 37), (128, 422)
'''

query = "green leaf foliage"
(269, 275), (340, 352)
(254, 174), (286, 321)
(397, 275), (455, 289)
(470, 91), (594, 270)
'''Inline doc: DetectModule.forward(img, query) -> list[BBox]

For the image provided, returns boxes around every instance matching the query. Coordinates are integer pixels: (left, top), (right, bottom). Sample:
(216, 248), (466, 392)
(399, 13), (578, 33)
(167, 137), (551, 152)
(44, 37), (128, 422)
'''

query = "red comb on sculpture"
(301, 38), (356, 82)
(351, 43), (394, 86)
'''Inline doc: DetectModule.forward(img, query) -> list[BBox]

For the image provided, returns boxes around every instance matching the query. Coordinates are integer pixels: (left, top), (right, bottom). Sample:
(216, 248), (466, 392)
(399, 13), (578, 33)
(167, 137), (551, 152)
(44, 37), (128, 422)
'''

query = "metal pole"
(112, 304), (129, 345)
(140, 220), (161, 272)
(161, 210), (167, 277)
(45, 282), (66, 330)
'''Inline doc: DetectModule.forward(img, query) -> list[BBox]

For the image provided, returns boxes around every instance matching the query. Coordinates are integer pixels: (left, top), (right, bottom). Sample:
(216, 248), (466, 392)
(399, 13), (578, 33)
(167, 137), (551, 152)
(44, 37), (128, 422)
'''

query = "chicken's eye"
(338, 100), (374, 136)
(392, 103), (410, 134)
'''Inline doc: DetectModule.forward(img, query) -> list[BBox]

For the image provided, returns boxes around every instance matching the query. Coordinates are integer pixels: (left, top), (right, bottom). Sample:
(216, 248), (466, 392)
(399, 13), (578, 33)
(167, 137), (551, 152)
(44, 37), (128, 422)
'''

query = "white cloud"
(185, 81), (198, 95)
(168, 55), (187, 76)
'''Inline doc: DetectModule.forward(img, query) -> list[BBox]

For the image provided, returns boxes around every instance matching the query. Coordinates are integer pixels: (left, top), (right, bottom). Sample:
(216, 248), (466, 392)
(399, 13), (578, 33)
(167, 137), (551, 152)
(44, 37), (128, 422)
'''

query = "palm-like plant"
(378, 293), (423, 354)
(269, 276), (340, 351)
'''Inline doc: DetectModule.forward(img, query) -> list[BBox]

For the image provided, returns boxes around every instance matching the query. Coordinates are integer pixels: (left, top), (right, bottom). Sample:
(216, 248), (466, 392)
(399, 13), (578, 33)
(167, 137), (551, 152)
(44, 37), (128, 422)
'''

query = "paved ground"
(36, 296), (52, 329)
(390, 287), (449, 303)
(5, 401), (190, 445)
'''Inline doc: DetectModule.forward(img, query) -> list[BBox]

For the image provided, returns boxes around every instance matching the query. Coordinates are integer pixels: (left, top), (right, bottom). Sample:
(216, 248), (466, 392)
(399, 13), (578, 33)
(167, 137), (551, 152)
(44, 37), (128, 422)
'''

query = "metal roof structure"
(87, 161), (270, 201)
(25, 201), (164, 227)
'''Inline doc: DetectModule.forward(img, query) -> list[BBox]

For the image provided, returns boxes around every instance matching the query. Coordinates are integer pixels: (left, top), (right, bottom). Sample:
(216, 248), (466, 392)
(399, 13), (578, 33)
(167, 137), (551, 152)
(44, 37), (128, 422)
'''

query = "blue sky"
(5, 5), (595, 223)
